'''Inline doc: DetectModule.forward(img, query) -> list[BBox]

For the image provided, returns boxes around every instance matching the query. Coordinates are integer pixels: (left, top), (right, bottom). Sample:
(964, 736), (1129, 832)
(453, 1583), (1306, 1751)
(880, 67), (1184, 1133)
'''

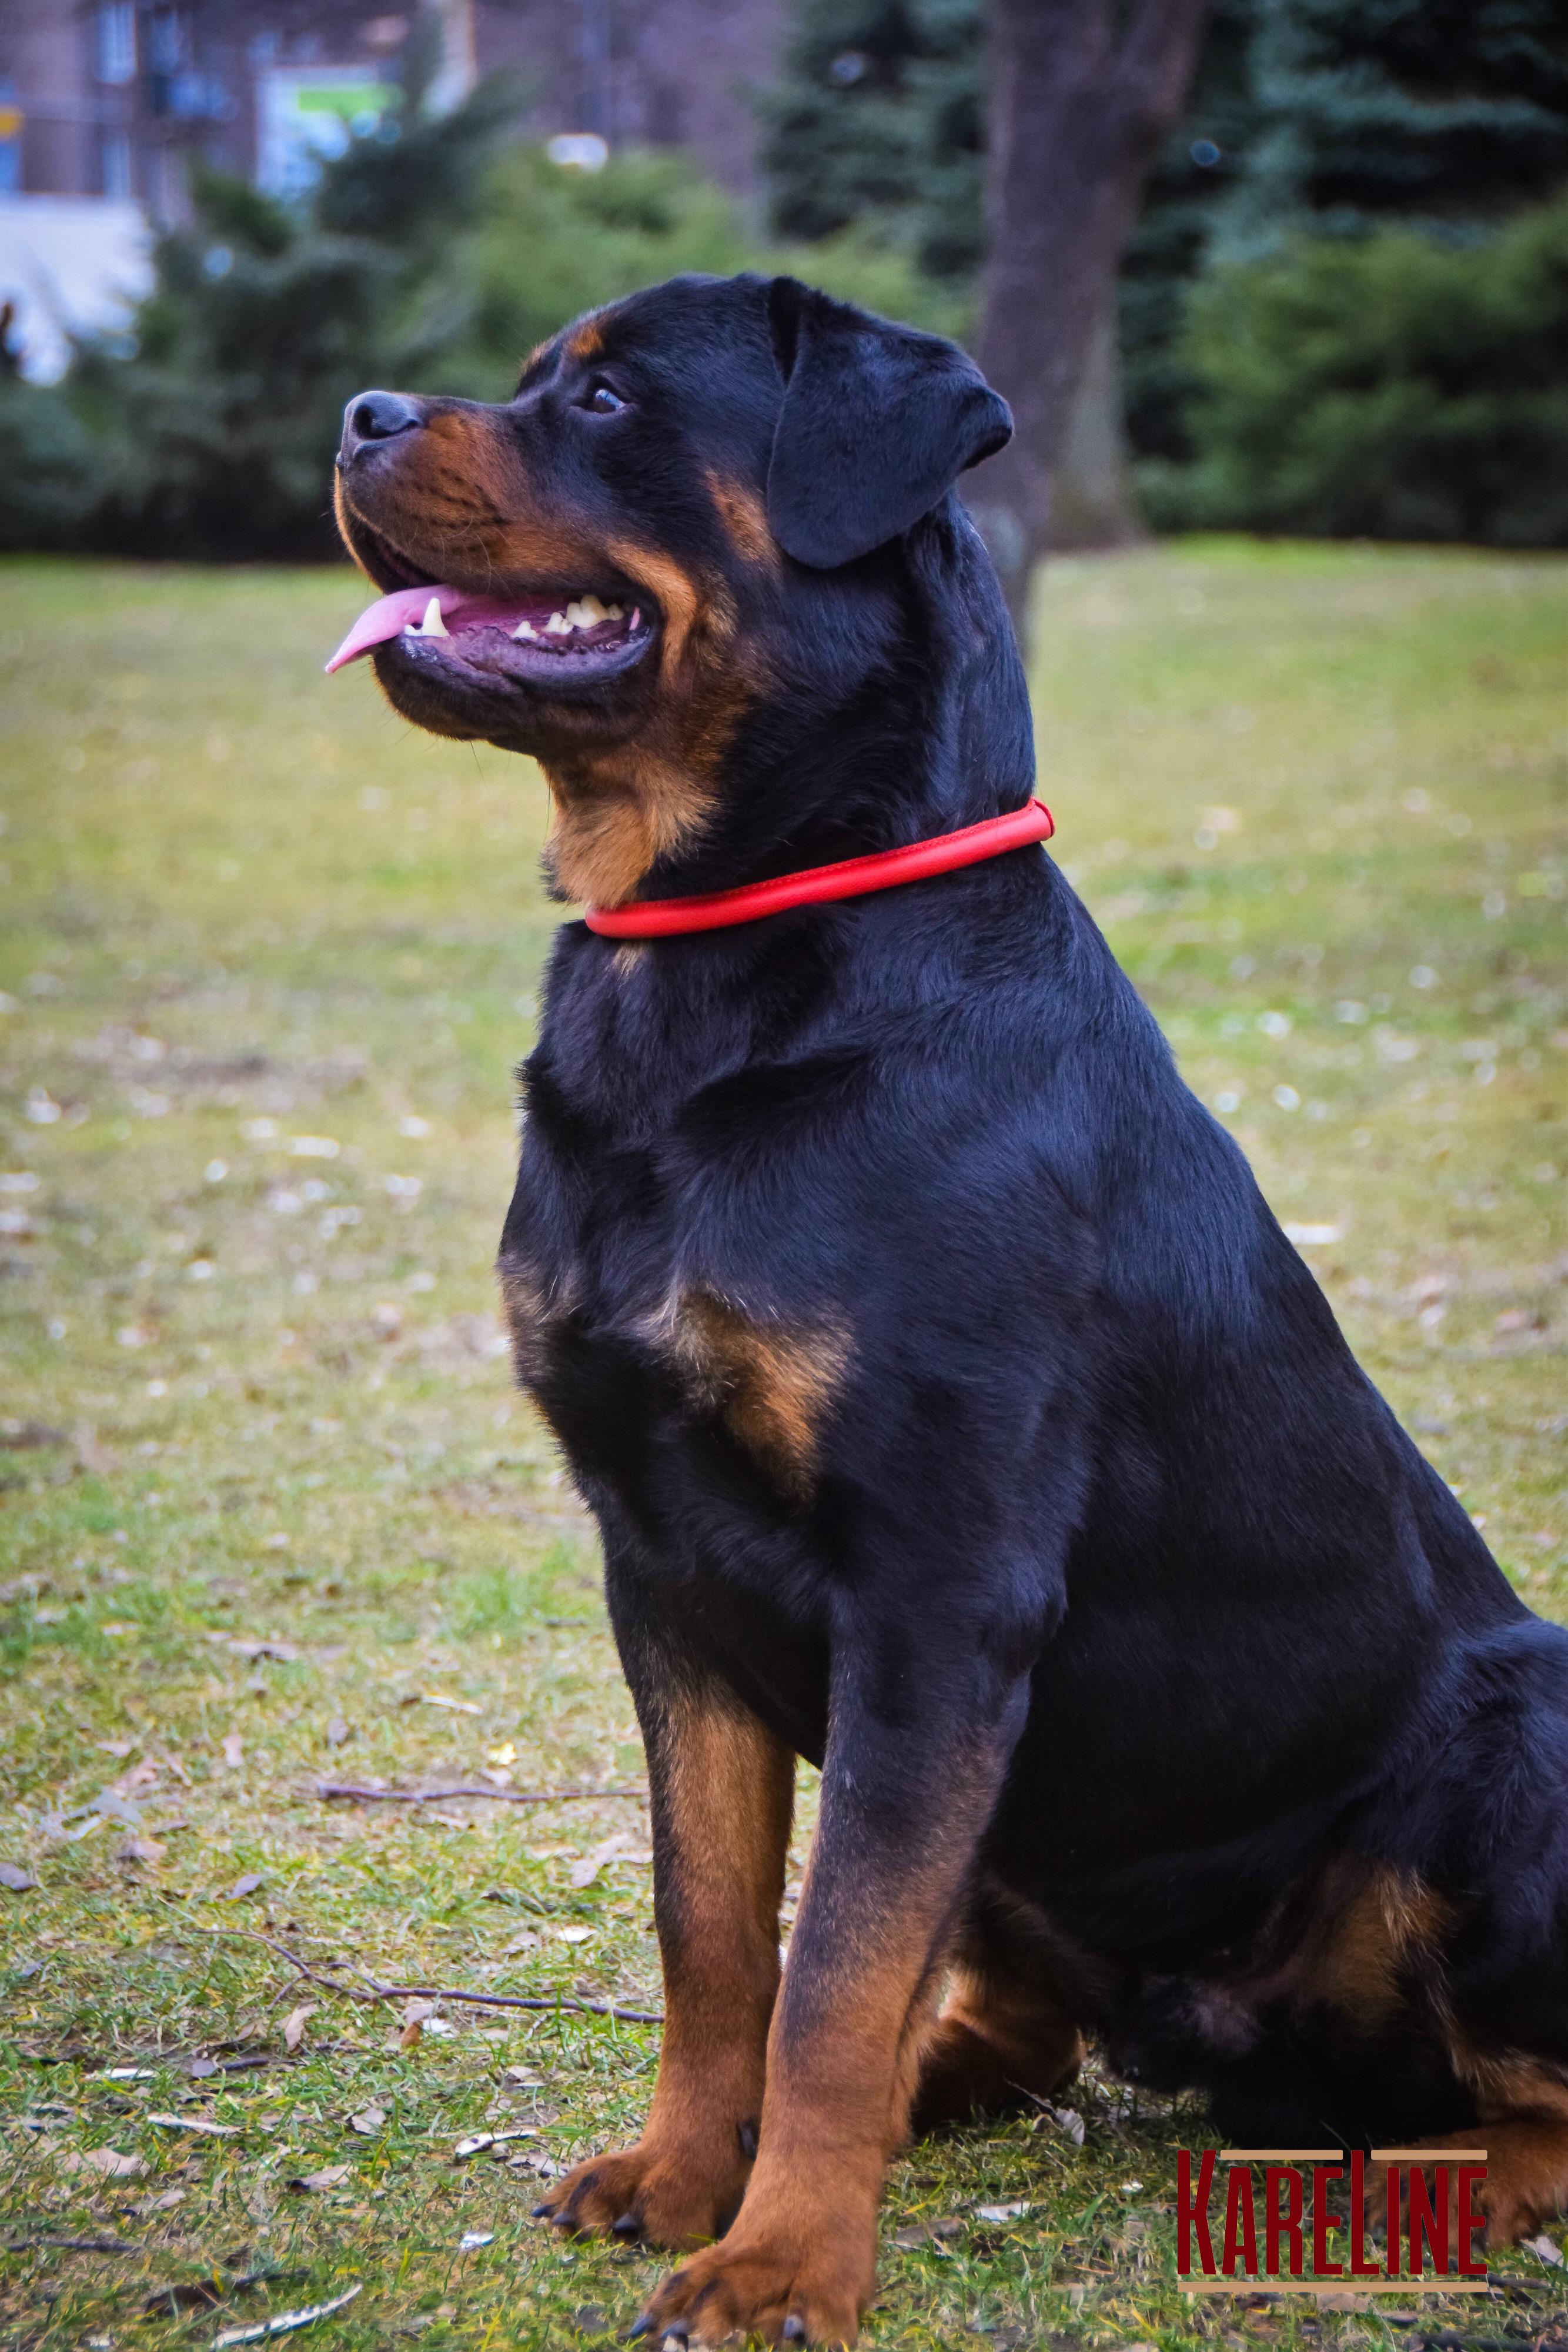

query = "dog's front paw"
(533, 2133), (750, 2252)
(629, 2204), (874, 2347)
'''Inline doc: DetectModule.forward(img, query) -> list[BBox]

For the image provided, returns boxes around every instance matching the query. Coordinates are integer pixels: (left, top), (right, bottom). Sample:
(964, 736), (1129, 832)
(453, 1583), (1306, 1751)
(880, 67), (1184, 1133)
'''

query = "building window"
(148, 11), (186, 76)
(99, 127), (134, 198)
(0, 80), (21, 195)
(96, 4), (138, 85)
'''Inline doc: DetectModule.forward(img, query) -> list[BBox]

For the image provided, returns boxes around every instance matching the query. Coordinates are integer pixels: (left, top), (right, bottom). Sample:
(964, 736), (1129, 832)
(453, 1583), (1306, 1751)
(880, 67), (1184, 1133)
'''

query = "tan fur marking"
(333, 475), (378, 582)
(707, 472), (780, 567)
(604, 541), (711, 674)
(1454, 2045), (1568, 2123)
(543, 763), (717, 909)
(566, 318), (605, 362)
(497, 1262), (577, 1386)
(537, 1694), (793, 2251)
(1313, 1867), (1449, 2021)
(540, 543), (756, 907)
(910, 1891), (1087, 2133)
(632, 1747), (1017, 2345)
(668, 1292), (851, 1496)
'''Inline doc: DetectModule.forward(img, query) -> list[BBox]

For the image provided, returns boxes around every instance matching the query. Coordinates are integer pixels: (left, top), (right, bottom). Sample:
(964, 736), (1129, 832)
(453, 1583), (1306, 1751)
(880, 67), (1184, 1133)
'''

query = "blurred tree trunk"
(1051, 292), (1144, 552)
(970, 0), (1212, 632)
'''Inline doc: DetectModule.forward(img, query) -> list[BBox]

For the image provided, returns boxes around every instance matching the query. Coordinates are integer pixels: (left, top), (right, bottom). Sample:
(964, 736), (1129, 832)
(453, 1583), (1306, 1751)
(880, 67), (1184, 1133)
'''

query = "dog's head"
(332, 273), (1011, 904)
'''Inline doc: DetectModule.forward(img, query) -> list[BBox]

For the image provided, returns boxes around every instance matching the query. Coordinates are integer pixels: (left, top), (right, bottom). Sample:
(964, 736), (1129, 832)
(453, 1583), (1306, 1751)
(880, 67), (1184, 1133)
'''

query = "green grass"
(1, 542), (1565, 2352)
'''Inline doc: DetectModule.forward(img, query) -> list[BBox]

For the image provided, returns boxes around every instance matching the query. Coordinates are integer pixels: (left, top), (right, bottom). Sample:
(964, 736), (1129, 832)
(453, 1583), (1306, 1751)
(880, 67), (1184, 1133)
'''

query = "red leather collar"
(583, 799), (1054, 939)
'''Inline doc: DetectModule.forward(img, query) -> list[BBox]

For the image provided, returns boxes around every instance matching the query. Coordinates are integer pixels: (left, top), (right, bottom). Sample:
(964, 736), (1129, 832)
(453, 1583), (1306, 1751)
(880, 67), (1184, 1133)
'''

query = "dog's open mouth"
(325, 582), (654, 686)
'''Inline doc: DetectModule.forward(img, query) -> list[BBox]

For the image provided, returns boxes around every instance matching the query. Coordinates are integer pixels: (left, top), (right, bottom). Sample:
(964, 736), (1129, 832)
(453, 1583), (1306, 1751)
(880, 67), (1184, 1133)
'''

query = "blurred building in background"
(0, 0), (780, 376)
(0, 0), (780, 207)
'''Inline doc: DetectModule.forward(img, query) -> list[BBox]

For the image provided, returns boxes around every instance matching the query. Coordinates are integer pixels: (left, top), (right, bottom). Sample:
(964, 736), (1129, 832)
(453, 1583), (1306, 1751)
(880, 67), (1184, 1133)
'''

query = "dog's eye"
(583, 383), (626, 416)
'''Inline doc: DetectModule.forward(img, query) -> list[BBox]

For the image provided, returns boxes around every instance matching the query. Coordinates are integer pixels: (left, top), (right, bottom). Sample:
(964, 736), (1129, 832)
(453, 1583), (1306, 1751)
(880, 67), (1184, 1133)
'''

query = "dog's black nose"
(340, 389), (422, 461)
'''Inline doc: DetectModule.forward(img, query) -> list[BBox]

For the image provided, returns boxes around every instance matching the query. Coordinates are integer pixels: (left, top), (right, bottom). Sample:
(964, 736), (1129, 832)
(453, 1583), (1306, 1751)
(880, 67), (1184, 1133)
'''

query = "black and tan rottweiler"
(330, 273), (1568, 2346)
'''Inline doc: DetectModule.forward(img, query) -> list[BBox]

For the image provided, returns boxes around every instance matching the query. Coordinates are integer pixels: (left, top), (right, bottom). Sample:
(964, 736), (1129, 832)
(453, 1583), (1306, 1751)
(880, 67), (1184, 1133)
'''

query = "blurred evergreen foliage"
(426, 142), (961, 406)
(1118, 0), (1269, 466)
(1145, 193), (1568, 543)
(755, 0), (985, 282)
(1235, 0), (1568, 239)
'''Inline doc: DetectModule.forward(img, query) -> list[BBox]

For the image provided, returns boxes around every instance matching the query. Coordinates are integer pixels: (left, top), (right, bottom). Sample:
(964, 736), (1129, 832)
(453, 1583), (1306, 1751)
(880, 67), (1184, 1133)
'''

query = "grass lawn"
(1, 540), (1566, 2352)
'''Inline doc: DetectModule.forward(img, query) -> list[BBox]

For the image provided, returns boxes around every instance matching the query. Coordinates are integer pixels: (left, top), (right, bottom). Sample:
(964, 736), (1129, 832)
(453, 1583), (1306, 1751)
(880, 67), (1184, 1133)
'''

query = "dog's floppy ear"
(764, 276), (1012, 570)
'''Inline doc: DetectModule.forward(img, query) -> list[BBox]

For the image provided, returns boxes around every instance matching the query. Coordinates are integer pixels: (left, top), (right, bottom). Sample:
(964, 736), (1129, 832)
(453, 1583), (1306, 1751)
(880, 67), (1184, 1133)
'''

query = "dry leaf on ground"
(282, 2003), (316, 2053)
(286, 2164), (351, 2193)
(220, 1734), (243, 1769)
(58, 2147), (146, 2178)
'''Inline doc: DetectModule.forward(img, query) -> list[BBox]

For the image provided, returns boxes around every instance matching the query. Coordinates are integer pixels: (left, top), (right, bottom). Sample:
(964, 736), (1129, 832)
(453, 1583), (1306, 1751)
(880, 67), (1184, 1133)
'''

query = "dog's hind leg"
(911, 1877), (1085, 2134)
(1362, 2059), (1568, 2247)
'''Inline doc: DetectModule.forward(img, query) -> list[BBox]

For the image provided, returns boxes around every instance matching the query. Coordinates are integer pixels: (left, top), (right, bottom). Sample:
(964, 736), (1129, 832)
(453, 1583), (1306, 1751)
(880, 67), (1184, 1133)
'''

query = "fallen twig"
(192, 1926), (662, 2026)
(5, 2233), (133, 2253)
(316, 1781), (644, 1807)
(214, 2280), (362, 2346)
(145, 2269), (300, 2318)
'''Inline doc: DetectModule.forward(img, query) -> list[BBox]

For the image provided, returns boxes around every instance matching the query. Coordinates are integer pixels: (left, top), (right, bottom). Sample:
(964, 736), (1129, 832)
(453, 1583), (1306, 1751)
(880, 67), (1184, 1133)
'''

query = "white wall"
(0, 194), (150, 381)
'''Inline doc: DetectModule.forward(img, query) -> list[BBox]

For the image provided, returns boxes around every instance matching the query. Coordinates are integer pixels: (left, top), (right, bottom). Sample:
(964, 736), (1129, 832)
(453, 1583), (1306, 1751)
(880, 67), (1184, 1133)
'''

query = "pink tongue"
(325, 585), (450, 673)
(325, 583), (544, 674)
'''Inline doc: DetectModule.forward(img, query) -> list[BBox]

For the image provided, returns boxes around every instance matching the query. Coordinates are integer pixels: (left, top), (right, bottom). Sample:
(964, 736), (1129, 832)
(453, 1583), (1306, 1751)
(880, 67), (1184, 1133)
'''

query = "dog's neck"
(538, 500), (1034, 910)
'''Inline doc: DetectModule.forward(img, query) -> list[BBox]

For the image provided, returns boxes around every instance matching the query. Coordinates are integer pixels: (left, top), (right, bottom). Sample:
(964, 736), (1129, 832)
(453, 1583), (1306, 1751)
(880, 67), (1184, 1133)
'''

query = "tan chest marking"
(499, 1264), (577, 1385)
(664, 1292), (851, 1498)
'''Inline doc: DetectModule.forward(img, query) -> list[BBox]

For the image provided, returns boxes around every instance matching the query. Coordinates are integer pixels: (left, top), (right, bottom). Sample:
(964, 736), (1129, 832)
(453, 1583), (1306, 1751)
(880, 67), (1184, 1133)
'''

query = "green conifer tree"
(1231, 0), (1568, 249)
(755, 0), (985, 282)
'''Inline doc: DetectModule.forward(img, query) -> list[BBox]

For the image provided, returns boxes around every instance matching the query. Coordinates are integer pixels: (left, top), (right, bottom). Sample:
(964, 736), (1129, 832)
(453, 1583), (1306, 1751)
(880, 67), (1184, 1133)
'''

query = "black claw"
(783, 2320), (807, 2344)
(611, 2210), (642, 2240)
(531, 2201), (553, 2220)
(626, 2316), (653, 2342)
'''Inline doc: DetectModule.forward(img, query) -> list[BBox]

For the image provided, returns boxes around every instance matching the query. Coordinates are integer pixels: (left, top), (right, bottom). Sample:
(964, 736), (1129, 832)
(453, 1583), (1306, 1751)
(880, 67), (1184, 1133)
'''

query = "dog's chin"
(370, 623), (659, 753)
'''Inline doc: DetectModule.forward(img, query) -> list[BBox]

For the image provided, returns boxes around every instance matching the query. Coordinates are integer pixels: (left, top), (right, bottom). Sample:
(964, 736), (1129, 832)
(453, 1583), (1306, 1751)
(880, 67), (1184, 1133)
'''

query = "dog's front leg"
(537, 1673), (795, 2249)
(632, 1645), (1029, 2348)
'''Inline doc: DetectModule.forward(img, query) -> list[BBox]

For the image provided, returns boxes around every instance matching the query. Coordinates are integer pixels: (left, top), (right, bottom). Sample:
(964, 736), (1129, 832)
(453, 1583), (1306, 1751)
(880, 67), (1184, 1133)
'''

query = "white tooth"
(511, 620), (538, 641)
(603, 603), (624, 621)
(577, 595), (609, 624)
(403, 596), (449, 639)
(563, 599), (594, 630)
(544, 612), (571, 636)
